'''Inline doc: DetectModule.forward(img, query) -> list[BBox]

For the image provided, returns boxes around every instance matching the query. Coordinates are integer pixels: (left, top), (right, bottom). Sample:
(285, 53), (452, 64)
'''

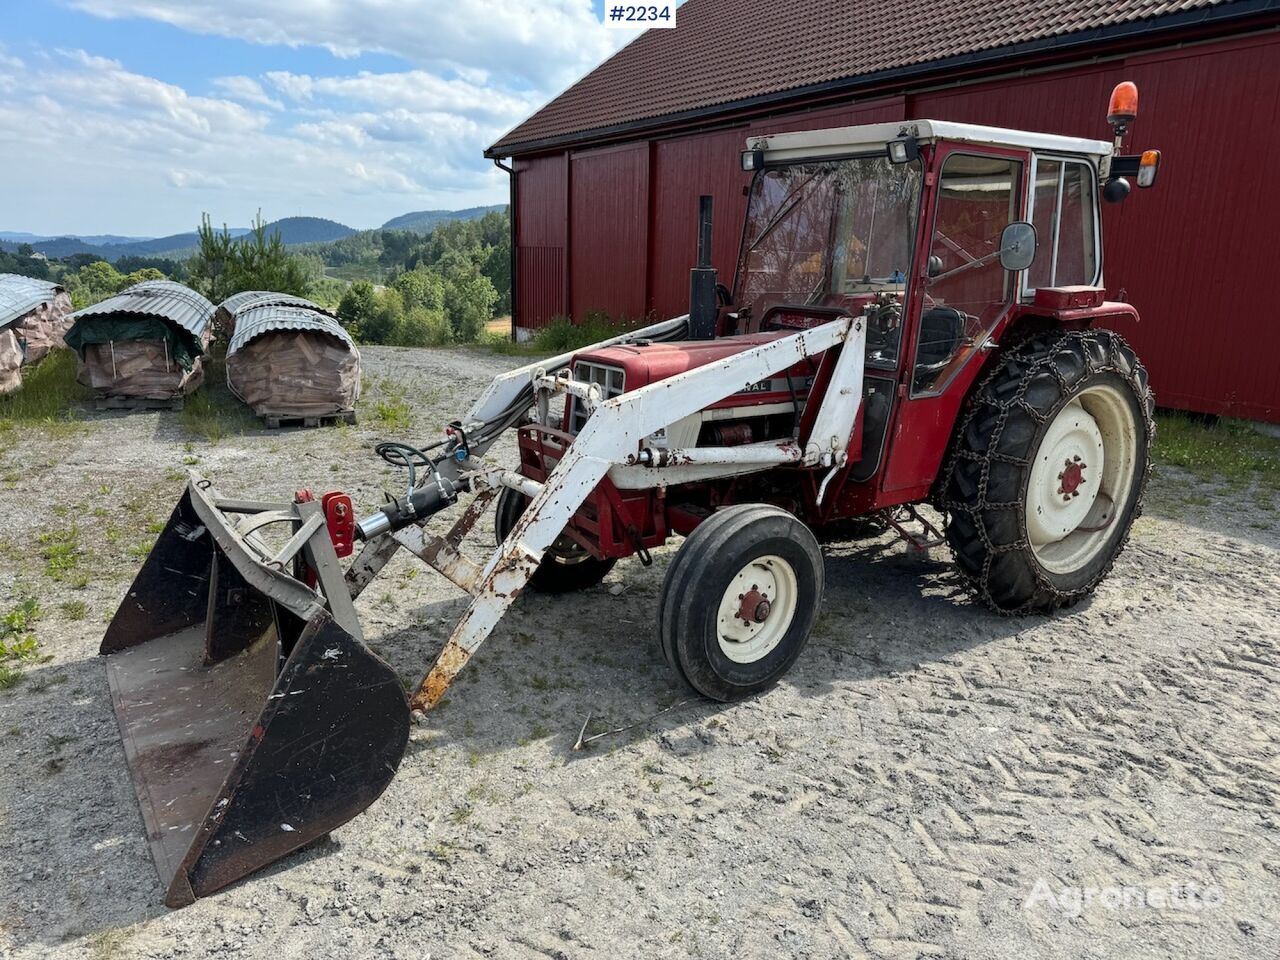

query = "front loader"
(102, 83), (1163, 905)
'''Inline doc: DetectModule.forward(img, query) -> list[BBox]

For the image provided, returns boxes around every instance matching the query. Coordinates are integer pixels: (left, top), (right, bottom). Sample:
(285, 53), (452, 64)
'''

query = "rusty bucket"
(101, 478), (409, 906)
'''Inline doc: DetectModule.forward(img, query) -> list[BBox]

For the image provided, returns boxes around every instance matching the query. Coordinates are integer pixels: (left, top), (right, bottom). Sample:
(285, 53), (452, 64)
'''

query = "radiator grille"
(569, 361), (625, 432)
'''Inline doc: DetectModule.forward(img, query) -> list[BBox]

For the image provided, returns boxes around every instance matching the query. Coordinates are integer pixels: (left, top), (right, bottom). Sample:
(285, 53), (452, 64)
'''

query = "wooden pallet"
(262, 410), (357, 430)
(95, 396), (184, 412)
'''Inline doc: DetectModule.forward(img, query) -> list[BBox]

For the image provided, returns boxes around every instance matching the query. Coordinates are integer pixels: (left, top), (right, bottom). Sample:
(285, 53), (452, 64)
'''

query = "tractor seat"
(916, 307), (965, 367)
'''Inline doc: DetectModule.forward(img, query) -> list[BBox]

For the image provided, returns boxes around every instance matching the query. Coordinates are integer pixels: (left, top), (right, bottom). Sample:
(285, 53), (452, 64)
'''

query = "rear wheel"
(943, 329), (1154, 613)
(658, 504), (823, 701)
(494, 485), (616, 593)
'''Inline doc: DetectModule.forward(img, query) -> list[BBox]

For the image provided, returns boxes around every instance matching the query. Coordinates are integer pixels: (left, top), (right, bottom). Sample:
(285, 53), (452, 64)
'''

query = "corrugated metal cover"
(71, 280), (215, 340)
(227, 303), (356, 357)
(0, 274), (64, 330)
(220, 291), (339, 320)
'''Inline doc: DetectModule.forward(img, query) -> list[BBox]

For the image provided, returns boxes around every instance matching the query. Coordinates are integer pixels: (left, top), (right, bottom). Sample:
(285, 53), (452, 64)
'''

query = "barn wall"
(514, 154), (568, 329)
(570, 142), (651, 320)
(511, 32), (1280, 420)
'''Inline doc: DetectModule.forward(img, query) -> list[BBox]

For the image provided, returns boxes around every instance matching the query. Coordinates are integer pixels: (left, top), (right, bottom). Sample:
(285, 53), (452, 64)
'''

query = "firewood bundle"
(65, 281), (214, 401)
(227, 328), (360, 417)
(77, 339), (205, 399)
(0, 329), (22, 395)
(15, 290), (74, 364)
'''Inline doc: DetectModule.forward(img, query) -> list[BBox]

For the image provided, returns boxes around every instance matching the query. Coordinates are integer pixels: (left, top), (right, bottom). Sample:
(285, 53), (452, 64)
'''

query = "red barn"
(486, 0), (1280, 421)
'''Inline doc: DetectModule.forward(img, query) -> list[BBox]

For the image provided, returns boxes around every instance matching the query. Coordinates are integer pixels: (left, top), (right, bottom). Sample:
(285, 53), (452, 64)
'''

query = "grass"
(370, 376), (414, 431)
(478, 313), (652, 357)
(37, 527), (81, 581)
(60, 600), (87, 620)
(179, 347), (258, 442)
(1, 597), (45, 690)
(1154, 412), (1280, 493)
(0, 350), (90, 454)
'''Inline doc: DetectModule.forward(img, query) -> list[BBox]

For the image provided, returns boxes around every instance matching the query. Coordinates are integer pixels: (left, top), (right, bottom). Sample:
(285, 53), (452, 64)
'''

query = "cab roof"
(747, 120), (1113, 164)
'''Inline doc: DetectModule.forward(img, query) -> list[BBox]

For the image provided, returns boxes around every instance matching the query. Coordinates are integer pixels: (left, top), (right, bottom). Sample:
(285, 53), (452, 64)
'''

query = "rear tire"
(942, 329), (1154, 613)
(658, 504), (823, 701)
(494, 485), (616, 594)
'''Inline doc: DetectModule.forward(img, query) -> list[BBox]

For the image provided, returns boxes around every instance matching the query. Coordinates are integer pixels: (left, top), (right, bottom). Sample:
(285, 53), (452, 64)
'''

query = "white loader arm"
(409, 314), (865, 714)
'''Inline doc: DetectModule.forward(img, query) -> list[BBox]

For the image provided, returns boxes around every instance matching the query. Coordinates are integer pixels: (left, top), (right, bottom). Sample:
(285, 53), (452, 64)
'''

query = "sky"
(0, 0), (653, 237)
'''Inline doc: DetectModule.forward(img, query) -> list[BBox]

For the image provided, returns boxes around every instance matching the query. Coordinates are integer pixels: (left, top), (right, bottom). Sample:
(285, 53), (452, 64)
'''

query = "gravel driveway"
(1, 345), (1277, 959)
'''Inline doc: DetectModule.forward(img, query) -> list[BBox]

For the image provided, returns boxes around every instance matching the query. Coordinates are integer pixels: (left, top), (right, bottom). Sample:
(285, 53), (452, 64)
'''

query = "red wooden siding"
(515, 154), (567, 329)
(569, 143), (650, 320)
(511, 33), (1280, 420)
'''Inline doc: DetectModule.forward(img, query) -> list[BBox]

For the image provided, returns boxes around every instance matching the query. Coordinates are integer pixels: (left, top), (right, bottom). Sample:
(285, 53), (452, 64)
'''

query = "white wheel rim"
(1026, 383), (1138, 575)
(715, 554), (799, 664)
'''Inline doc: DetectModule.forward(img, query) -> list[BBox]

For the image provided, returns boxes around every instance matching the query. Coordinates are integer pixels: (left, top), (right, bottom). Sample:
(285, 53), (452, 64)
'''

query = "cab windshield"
(734, 155), (923, 323)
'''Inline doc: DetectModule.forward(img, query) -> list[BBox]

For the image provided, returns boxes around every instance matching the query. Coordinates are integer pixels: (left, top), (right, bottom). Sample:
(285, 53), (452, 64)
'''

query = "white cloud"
(167, 169), (228, 189)
(211, 75), (284, 110)
(0, 48), (518, 233)
(2, 2), (633, 233)
(67, 0), (626, 88)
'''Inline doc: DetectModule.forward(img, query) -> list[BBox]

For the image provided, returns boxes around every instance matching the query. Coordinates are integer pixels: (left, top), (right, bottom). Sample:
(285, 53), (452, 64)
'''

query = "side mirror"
(927, 255), (944, 278)
(998, 221), (1037, 272)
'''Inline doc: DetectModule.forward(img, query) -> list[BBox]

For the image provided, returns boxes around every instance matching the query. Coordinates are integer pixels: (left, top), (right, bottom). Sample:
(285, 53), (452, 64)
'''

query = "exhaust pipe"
(688, 195), (717, 340)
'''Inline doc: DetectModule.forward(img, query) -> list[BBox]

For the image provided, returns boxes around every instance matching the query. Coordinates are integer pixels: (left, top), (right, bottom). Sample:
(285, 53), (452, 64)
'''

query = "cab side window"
(913, 154), (1022, 395)
(1028, 158), (1098, 289)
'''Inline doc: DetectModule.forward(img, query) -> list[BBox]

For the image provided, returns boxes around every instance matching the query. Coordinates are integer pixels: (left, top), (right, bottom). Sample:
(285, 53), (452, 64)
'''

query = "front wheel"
(658, 504), (824, 701)
(943, 329), (1154, 613)
(494, 485), (616, 593)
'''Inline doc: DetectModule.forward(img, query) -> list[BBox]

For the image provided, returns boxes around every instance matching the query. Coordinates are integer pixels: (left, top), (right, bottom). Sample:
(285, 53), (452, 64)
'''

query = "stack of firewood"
(0, 329), (21, 394)
(77, 340), (204, 399)
(227, 329), (360, 416)
(16, 291), (74, 363)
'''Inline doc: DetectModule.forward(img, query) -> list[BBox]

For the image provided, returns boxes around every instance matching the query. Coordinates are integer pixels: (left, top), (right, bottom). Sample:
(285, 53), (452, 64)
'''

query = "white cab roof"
(747, 120), (1113, 163)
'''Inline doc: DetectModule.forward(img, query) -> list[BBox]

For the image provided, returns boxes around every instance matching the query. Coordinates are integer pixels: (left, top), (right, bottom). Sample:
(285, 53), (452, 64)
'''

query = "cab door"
(879, 144), (1029, 497)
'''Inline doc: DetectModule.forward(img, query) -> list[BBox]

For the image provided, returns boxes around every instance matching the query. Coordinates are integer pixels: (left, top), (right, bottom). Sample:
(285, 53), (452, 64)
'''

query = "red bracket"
(321, 491), (355, 558)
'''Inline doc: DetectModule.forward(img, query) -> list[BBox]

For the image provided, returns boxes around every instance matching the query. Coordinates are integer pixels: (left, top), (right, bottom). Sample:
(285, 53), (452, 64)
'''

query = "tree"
(360, 288), (404, 345)
(337, 280), (377, 336)
(188, 211), (311, 302)
(65, 260), (124, 308)
(188, 214), (237, 303)
(119, 267), (167, 291)
(393, 266), (446, 313)
(444, 271), (498, 342)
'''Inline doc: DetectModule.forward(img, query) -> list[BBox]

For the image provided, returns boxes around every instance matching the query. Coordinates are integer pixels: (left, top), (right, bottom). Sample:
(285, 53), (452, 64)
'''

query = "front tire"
(658, 504), (823, 701)
(494, 485), (616, 593)
(943, 329), (1154, 613)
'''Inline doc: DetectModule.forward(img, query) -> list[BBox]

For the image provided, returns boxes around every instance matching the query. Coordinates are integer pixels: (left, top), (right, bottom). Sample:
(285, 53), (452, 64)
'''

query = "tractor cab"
(724, 113), (1158, 511)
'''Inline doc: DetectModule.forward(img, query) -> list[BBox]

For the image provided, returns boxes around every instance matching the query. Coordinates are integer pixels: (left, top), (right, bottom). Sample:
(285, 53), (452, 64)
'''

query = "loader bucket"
(101, 479), (410, 907)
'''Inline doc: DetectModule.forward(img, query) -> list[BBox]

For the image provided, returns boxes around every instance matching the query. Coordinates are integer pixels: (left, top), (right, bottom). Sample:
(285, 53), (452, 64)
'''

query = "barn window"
(1026, 157), (1099, 290)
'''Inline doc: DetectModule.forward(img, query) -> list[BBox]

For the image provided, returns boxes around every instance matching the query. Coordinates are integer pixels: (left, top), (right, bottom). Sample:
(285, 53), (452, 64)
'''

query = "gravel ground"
(1, 345), (1278, 960)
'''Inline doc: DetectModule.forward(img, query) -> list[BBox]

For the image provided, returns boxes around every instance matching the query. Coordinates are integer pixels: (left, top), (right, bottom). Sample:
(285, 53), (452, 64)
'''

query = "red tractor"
(103, 83), (1161, 904)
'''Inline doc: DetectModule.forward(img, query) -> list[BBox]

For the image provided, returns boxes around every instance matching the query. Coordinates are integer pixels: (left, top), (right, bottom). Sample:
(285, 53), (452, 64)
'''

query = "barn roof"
(227, 303), (355, 357)
(488, 0), (1263, 156)
(70, 280), (215, 341)
(0, 274), (64, 330)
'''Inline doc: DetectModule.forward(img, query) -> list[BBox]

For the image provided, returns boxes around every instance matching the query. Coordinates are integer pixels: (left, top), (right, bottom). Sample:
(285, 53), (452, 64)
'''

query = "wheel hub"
(737, 588), (771, 625)
(716, 556), (799, 664)
(1024, 385), (1139, 576)
(1058, 458), (1086, 499)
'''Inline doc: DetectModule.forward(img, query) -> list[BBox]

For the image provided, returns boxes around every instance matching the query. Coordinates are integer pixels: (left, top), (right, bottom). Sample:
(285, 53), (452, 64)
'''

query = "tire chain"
(935, 328), (1156, 616)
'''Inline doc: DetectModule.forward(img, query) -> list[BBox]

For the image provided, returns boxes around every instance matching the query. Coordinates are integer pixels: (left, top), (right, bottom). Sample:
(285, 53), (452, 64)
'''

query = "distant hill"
(0, 217), (353, 262)
(263, 217), (356, 245)
(381, 205), (506, 233)
(2, 208), (499, 261)
(0, 232), (153, 245)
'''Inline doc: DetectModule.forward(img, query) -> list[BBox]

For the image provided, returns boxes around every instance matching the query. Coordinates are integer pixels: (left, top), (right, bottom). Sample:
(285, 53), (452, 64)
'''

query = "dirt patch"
(1, 345), (1277, 959)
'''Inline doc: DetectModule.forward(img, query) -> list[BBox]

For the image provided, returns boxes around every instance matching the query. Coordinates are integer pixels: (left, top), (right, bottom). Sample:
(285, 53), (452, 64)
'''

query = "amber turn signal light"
(1137, 149), (1161, 188)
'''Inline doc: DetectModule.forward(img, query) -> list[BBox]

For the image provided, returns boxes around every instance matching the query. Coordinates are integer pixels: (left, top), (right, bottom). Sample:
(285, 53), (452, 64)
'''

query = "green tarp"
(65, 316), (203, 371)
